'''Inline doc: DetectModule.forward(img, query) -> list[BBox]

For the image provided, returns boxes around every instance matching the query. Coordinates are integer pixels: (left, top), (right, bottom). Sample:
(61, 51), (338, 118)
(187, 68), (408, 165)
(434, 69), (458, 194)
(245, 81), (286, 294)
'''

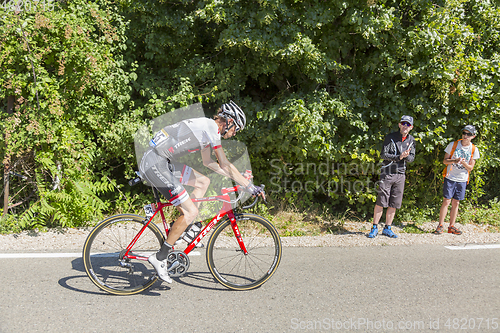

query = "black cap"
(462, 125), (477, 135)
(400, 115), (414, 126)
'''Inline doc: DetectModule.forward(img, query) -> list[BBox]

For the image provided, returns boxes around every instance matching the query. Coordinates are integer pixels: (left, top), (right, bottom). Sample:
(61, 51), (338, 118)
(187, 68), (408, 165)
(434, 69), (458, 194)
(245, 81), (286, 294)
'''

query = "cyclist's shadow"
(172, 271), (229, 292)
(58, 257), (170, 296)
(59, 257), (228, 294)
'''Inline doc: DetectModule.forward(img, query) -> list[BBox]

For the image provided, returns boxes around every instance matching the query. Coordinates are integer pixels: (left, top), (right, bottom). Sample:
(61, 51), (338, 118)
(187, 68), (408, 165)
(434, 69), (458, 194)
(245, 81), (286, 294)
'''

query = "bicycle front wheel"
(83, 214), (164, 295)
(206, 213), (282, 290)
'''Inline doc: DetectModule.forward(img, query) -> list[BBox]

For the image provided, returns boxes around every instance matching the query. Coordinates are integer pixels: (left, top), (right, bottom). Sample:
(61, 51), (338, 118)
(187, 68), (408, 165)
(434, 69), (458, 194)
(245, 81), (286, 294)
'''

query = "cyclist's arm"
(200, 146), (242, 181)
(202, 145), (265, 199)
(201, 146), (250, 187)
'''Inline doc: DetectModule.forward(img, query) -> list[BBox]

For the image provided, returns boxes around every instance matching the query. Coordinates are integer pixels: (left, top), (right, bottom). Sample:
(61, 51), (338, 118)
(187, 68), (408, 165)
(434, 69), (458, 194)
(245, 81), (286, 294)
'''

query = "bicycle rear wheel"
(83, 214), (164, 295)
(206, 213), (282, 290)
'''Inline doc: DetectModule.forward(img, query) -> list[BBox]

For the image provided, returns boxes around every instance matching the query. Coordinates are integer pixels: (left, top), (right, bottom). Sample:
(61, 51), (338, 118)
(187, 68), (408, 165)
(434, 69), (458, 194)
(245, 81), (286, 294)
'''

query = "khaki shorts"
(376, 173), (406, 209)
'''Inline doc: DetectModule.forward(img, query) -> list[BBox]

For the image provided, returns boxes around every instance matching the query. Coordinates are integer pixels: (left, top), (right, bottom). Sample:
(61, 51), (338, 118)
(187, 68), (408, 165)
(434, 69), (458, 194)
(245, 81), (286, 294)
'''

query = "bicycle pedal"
(167, 261), (180, 272)
(166, 250), (190, 278)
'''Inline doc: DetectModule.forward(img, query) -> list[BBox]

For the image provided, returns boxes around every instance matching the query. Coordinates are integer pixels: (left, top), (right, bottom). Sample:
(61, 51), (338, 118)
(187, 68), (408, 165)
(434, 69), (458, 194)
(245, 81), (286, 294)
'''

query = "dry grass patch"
(267, 208), (363, 237)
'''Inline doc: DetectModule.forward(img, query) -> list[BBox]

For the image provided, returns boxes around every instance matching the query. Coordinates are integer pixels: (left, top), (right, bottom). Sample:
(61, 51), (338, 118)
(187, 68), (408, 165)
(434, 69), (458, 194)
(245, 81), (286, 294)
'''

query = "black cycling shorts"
(139, 148), (192, 206)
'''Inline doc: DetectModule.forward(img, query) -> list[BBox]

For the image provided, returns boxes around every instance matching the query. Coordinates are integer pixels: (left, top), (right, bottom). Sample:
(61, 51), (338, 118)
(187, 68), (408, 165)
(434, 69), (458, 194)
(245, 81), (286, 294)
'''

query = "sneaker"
(368, 225), (378, 238)
(448, 225), (462, 235)
(434, 224), (444, 234)
(148, 254), (172, 283)
(382, 225), (398, 238)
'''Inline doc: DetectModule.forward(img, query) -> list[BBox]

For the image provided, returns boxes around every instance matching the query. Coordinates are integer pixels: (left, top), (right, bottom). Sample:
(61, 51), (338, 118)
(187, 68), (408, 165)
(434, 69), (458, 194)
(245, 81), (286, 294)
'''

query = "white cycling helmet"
(218, 100), (246, 133)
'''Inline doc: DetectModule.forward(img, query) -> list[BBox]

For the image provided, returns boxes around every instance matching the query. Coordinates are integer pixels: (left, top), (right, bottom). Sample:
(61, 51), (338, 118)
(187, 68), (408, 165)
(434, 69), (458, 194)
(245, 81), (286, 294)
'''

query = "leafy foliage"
(0, 0), (135, 228)
(120, 0), (500, 220)
(1, 0), (500, 230)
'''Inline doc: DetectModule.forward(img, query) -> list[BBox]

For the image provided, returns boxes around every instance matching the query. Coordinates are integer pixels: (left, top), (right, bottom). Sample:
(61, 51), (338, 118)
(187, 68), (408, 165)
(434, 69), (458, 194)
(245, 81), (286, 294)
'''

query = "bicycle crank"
(166, 250), (190, 277)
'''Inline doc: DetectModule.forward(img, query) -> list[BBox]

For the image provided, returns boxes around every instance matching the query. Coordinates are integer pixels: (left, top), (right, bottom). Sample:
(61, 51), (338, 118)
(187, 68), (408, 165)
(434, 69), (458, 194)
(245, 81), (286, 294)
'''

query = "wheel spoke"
(207, 214), (281, 290)
(83, 215), (164, 295)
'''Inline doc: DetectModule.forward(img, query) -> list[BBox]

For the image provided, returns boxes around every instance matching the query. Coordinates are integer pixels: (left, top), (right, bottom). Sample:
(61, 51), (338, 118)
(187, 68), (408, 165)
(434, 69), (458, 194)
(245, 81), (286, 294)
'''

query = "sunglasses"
(226, 123), (241, 133)
(400, 122), (412, 127)
(462, 131), (474, 136)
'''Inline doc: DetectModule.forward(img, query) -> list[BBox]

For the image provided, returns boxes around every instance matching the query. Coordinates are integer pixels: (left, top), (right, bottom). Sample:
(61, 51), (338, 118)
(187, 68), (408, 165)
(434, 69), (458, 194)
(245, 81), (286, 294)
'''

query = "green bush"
(460, 198), (500, 226)
(2, 0), (500, 229)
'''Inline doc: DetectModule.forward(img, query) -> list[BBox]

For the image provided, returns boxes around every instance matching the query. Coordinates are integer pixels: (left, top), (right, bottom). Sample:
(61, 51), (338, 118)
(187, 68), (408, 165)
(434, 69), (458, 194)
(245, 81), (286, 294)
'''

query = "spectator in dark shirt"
(368, 115), (416, 238)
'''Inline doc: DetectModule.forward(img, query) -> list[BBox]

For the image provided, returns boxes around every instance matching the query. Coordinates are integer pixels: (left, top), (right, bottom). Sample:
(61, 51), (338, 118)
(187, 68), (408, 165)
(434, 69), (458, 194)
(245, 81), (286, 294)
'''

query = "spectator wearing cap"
(435, 125), (480, 235)
(368, 115), (416, 238)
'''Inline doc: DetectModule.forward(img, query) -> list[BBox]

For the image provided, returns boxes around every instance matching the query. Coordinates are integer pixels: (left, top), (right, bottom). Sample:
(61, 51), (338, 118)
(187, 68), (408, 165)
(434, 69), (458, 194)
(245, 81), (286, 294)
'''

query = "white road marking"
(0, 251), (202, 259)
(445, 244), (500, 250)
(0, 253), (82, 258)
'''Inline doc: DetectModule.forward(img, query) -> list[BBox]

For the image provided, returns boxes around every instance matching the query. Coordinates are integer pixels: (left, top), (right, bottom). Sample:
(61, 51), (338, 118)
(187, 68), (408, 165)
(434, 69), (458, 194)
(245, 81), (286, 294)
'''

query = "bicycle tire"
(206, 213), (282, 290)
(83, 214), (164, 295)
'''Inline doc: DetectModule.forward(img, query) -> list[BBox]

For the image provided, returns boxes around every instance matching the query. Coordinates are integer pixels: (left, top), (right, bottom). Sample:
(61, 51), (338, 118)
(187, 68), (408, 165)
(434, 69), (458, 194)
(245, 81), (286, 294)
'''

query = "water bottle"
(182, 222), (203, 243)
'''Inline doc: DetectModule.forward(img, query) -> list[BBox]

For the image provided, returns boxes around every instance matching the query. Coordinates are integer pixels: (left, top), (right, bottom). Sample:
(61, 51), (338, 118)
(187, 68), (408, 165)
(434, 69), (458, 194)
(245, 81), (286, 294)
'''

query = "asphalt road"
(1, 245), (499, 333)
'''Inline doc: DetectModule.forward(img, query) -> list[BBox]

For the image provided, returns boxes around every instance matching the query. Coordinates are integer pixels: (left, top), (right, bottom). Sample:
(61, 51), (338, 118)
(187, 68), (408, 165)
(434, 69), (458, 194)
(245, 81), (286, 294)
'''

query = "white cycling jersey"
(149, 117), (222, 160)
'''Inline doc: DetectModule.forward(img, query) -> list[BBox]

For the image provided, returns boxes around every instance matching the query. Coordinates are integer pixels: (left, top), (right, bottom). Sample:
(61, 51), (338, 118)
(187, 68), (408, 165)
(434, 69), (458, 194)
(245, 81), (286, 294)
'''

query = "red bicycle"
(82, 177), (282, 295)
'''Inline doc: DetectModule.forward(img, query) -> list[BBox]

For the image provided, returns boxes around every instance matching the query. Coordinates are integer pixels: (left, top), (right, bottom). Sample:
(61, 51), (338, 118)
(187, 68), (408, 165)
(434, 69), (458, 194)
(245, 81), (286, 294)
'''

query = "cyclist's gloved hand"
(244, 183), (263, 196)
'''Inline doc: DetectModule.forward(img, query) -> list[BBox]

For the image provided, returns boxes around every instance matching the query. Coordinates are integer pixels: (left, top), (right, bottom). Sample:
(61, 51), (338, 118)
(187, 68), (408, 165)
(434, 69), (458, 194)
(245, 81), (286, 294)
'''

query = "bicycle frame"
(122, 184), (248, 262)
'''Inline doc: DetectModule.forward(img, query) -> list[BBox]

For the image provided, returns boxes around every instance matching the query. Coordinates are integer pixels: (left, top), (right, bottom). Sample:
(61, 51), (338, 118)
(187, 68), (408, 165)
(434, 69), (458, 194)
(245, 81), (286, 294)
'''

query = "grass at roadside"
(266, 211), (500, 237)
(251, 200), (500, 237)
(2, 199), (500, 235)
(249, 203), (366, 237)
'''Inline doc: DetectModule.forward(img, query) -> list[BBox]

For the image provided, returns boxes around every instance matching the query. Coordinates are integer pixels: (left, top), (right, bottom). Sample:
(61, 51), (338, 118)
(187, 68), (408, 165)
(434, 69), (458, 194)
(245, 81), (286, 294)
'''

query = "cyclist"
(139, 101), (264, 283)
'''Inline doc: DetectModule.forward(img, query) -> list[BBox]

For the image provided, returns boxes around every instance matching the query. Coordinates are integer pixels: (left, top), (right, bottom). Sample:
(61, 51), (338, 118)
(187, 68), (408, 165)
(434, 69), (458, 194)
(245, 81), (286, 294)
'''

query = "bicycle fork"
(230, 216), (248, 255)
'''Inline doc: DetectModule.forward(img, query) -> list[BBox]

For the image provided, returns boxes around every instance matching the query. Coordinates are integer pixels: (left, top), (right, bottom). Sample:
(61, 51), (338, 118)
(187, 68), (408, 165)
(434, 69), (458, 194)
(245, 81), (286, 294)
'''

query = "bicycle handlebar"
(241, 185), (266, 210)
